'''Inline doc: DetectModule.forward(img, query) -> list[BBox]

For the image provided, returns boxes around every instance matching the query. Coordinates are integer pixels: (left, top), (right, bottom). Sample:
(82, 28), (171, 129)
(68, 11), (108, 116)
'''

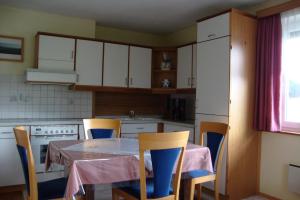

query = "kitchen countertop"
(0, 117), (194, 128)
(97, 115), (195, 128)
(0, 118), (83, 126)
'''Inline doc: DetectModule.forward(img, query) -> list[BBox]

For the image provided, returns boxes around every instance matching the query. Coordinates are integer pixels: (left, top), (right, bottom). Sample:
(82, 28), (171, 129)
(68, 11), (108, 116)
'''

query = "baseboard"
(258, 192), (282, 200)
(0, 185), (24, 194)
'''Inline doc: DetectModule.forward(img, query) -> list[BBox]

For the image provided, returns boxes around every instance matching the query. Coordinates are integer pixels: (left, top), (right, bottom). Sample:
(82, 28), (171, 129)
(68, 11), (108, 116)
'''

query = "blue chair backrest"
(207, 132), (224, 170)
(90, 128), (113, 139)
(150, 148), (180, 198)
(16, 145), (30, 195)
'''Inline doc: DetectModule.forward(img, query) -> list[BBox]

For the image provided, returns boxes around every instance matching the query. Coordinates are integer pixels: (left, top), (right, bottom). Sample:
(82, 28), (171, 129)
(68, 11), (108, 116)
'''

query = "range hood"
(26, 68), (77, 85)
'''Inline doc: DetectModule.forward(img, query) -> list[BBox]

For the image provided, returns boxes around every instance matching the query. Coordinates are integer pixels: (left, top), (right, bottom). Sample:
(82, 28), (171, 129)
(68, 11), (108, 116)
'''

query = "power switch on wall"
(288, 164), (300, 194)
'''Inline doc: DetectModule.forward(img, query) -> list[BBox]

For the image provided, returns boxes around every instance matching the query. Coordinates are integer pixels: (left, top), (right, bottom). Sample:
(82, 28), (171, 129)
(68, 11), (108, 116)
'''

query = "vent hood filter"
(26, 68), (77, 85)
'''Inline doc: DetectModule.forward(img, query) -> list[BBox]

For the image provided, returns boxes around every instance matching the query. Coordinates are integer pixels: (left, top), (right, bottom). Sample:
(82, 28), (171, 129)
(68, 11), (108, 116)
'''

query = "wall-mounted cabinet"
(103, 43), (129, 88)
(35, 32), (194, 94)
(129, 46), (152, 89)
(152, 48), (177, 91)
(76, 39), (103, 86)
(37, 35), (75, 71)
(177, 44), (197, 89)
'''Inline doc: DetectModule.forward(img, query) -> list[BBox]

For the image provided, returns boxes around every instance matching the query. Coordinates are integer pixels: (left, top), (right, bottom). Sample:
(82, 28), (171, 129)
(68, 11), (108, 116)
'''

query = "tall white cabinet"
(177, 44), (197, 89)
(196, 37), (230, 116)
(195, 10), (259, 200)
(103, 43), (129, 87)
(129, 46), (152, 88)
(76, 39), (103, 86)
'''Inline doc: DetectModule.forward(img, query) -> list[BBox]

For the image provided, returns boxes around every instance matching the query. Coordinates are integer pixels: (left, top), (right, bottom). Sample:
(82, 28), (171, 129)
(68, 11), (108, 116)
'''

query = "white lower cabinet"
(164, 123), (194, 143)
(121, 123), (157, 138)
(0, 126), (30, 186)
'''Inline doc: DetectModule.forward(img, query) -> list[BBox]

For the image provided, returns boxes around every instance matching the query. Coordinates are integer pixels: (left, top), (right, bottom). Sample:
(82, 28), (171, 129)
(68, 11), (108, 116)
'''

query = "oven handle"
(31, 134), (77, 139)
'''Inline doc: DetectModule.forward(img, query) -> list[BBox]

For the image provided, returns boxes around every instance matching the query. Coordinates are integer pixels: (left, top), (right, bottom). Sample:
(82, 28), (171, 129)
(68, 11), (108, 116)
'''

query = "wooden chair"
(112, 131), (189, 200)
(13, 126), (74, 200)
(83, 118), (121, 139)
(185, 122), (228, 200)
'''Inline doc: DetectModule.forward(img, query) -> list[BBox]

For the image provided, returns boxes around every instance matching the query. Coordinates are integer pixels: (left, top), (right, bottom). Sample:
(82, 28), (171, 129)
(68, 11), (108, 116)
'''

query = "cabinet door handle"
(130, 78), (133, 85)
(191, 77), (195, 87)
(71, 51), (74, 59)
(136, 127), (144, 130)
(188, 77), (191, 86)
(208, 33), (216, 38)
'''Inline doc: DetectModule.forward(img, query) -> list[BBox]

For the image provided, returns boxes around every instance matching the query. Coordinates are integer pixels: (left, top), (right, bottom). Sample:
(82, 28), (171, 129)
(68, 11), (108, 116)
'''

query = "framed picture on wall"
(0, 35), (24, 62)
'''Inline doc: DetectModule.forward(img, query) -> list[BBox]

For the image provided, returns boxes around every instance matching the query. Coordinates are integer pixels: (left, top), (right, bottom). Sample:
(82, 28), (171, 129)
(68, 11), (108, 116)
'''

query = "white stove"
(30, 124), (78, 181)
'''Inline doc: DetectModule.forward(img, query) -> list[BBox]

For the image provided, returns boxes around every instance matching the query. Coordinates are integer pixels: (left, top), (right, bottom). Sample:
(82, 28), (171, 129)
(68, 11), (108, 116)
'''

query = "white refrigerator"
(195, 36), (230, 195)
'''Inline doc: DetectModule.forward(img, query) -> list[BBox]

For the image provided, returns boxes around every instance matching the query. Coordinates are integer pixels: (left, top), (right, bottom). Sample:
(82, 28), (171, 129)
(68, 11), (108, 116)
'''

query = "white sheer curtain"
(281, 8), (300, 127)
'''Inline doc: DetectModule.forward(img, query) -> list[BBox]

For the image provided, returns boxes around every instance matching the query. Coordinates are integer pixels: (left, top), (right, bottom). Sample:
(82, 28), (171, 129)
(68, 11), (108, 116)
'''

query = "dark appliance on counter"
(168, 97), (186, 121)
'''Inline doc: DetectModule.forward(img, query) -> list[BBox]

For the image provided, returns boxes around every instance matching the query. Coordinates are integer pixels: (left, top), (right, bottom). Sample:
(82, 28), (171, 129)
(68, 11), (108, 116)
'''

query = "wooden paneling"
(94, 92), (167, 116)
(227, 10), (259, 199)
(257, 0), (300, 18)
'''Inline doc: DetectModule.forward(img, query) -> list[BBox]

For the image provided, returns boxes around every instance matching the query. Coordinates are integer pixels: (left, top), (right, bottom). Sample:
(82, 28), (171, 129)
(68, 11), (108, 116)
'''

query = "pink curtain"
(254, 14), (282, 132)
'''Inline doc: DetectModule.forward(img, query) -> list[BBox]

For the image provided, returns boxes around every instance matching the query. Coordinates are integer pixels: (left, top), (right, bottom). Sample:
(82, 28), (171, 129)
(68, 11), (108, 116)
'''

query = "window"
(281, 8), (300, 132)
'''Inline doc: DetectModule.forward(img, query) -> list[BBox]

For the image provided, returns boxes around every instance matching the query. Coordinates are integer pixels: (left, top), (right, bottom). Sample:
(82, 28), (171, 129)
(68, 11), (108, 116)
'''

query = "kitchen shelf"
(70, 85), (152, 94)
(151, 88), (177, 94)
(71, 85), (195, 94)
(153, 69), (177, 73)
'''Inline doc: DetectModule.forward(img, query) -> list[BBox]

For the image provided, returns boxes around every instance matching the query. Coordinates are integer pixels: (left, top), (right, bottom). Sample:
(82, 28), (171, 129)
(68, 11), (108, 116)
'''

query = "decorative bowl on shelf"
(161, 79), (171, 88)
(160, 52), (171, 71)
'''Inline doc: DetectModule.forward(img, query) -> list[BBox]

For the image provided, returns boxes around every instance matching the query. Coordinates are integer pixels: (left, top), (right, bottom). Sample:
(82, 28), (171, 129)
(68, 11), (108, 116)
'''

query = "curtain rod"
(257, 0), (300, 18)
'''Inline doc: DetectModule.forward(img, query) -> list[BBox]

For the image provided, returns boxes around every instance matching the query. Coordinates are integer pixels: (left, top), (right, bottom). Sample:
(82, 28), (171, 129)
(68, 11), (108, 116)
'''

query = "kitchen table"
(46, 138), (213, 199)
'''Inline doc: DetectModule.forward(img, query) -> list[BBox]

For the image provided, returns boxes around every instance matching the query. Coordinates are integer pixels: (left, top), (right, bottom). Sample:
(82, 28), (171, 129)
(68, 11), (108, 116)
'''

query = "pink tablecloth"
(46, 139), (213, 198)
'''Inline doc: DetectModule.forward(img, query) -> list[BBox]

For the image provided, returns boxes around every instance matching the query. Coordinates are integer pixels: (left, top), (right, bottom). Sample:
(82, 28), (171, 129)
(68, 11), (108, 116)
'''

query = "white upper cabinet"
(177, 45), (193, 89)
(76, 39), (103, 86)
(129, 46), (152, 88)
(196, 36), (230, 116)
(197, 13), (230, 43)
(192, 44), (197, 88)
(103, 43), (129, 87)
(38, 35), (75, 71)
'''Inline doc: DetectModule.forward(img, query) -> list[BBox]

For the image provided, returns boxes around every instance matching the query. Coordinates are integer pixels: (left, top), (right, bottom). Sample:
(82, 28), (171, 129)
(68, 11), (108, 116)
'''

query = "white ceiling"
(1, 0), (265, 34)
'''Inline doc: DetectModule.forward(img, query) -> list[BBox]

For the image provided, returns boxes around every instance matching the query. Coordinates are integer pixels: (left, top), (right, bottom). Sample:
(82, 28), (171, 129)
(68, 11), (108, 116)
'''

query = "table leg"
(83, 185), (95, 200)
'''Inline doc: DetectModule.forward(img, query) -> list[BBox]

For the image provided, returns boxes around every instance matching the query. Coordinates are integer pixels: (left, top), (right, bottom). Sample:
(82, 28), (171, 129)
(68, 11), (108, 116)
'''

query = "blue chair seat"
(38, 177), (68, 200)
(183, 169), (214, 179)
(90, 128), (113, 139)
(118, 179), (173, 199)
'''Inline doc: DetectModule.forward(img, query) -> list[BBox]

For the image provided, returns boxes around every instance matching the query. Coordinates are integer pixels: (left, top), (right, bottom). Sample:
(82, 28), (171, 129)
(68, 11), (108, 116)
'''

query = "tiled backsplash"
(0, 75), (92, 119)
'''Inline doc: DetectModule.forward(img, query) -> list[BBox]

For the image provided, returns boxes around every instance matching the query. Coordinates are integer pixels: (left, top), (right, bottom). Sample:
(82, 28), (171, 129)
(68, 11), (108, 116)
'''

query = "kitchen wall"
(0, 5), (95, 75)
(0, 5), (95, 119)
(95, 25), (165, 47)
(260, 132), (300, 200)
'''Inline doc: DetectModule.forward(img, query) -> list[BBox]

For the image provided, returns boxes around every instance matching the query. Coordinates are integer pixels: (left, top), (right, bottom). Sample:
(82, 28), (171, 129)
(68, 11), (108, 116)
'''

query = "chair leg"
(196, 184), (201, 200)
(214, 180), (219, 200)
(189, 180), (195, 200)
(112, 189), (119, 200)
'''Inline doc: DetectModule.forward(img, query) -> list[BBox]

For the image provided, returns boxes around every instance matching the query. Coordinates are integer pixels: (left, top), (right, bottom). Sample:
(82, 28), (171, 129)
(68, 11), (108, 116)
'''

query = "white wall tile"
(0, 75), (92, 119)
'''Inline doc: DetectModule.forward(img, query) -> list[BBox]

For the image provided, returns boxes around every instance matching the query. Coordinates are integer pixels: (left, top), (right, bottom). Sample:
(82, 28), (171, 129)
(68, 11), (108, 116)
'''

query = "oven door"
(31, 134), (77, 173)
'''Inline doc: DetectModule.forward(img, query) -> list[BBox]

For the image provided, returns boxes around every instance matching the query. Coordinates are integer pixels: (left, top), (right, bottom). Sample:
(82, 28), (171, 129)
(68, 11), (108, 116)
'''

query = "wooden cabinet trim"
(257, 0), (300, 18)
(36, 31), (153, 49)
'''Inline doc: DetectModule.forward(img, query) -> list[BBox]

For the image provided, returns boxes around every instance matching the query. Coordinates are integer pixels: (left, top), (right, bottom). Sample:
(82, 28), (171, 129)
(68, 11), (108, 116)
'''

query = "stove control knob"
(66, 130), (69, 133)
(50, 130), (53, 134)
(61, 130), (63, 133)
